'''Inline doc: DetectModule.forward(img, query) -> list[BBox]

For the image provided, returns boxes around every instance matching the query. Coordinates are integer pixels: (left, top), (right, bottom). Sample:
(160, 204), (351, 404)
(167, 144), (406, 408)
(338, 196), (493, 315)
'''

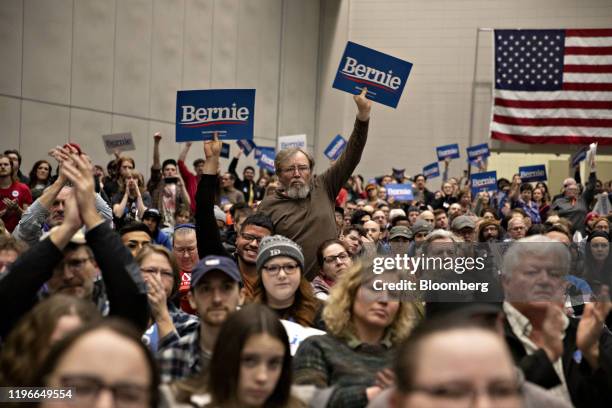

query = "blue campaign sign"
(220, 142), (230, 158)
(255, 146), (274, 161)
(176, 89), (255, 142)
(466, 143), (490, 161)
(570, 146), (588, 168)
(423, 162), (440, 179)
(332, 41), (413, 108)
(436, 144), (460, 161)
(386, 184), (414, 201)
(471, 171), (498, 196)
(257, 149), (276, 172)
(237, 139), (256, 156)
(324, 135), (347, 160)
(519, 165), (547, 182)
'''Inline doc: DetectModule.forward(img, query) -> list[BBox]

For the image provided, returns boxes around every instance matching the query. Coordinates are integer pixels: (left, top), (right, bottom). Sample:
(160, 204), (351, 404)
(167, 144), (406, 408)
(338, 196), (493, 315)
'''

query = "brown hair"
(0, 235), (27, 255)
(0, 154), (16, 182)
(251, 275), (320, 327)
(316, 239), (350, 268)
(0, 295), (100, 386)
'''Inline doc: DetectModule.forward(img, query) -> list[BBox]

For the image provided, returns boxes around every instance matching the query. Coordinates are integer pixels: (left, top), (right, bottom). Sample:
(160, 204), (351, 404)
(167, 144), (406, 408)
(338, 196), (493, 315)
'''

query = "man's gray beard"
(286, 183), (310, 199)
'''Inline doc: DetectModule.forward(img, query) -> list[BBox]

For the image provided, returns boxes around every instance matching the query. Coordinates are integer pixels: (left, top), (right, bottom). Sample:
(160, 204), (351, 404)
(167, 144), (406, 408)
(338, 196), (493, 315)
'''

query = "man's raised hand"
(354, 87), (372, 122)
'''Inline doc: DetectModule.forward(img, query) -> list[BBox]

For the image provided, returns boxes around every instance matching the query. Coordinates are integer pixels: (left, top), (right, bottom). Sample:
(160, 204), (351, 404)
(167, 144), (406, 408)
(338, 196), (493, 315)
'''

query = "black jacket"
(0, 222), (149, 338)
(504, 316), (612, 408)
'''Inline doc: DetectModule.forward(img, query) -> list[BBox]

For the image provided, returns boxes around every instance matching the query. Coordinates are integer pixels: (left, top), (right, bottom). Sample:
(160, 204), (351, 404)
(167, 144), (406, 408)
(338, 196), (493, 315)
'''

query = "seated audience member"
(501, 236), (612, 407)
(4, 149), (29, 184)
(312, 239), (353, 301)
(506, 216), (527, 241)
(142, 208), (172, 250)
(584, 231), (612, 291)
(219, 172), (245, 206)
(34, 319), (160, 408)
(135, 245), (197, 352)
(389, 317), (571, 408)
(157, 255), (244, 383)
(172, 224), (199, 314)
(433, 209), (449, 230)
(103, 155), (135, 198)
(0, 151), (148, 339)
(119, 221), (153, 257)
(0, 295), (100, 386)
(451, 215), (476, 243)
(252, 235), (320, 327)
(111, 169), (151, 229)
(27, 159), (53, 201)
(407, 219), (433, 256)
(477, 219), (502, 243)
(163, 304), (306, 407)
(342, 224), (367, 258)
(0, 235), (27, 274)
(148, 133), (191, 228)
(0, 154), (32, 233)
(13, 147), (112, 248)
(293, 260), (421, 407)
(418, 210), (435, 227)
(195, 136), (274, 299)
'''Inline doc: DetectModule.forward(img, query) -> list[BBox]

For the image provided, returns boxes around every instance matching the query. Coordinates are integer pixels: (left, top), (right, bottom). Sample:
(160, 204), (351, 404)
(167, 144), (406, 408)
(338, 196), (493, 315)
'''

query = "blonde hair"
(323, 260), (422, 345)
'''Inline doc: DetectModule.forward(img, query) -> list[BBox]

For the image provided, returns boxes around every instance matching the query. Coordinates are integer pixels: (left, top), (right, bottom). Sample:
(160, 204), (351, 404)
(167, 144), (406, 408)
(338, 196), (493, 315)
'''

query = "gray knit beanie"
(256, 235), (305, 273)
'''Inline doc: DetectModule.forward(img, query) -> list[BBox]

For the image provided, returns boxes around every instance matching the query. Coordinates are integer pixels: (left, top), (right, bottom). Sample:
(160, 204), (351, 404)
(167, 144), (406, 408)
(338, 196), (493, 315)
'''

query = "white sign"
(102, 132), (135, 154)
(278, 134), (307, 151)
(281, 320), (325, 356)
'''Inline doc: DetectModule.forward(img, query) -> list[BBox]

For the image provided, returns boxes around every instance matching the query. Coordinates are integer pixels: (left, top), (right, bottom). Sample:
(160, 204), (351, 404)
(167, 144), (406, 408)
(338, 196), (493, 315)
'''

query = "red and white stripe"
(491, 28), (612, 145)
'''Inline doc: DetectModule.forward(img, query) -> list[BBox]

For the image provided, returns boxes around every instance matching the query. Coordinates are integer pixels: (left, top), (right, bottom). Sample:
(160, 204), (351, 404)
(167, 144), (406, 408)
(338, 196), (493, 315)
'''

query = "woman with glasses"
(293, 260), (421, 407)
(251, 235), (320, 328)
(35, 319), (160, 408)
(112, 169), (151, 229)
(312, 239), (353, 301)
(134, 245), (198, 352)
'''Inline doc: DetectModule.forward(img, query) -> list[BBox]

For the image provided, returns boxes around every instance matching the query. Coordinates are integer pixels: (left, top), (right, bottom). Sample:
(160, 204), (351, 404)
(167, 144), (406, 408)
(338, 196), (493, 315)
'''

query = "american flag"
(491, 29), (612, 145)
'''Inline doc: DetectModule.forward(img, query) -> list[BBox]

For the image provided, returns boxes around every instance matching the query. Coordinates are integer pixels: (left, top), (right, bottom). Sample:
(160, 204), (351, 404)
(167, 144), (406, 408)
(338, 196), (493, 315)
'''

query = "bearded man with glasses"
(258, 88), (372, 281)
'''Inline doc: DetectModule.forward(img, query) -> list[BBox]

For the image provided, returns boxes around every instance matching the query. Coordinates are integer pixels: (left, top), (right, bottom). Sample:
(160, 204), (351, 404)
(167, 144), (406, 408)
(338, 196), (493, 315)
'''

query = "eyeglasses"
(262, 262), (300, 276)
(406, 380), (522, 406)
(323, 252), (350, 264)
(140, 267), (174, 279)
(280, 165), (310, 175)
(240, 232), (264, 244)
(65, 257), (91, 269)
(174, 246), (197, 255)
(59, 374), (149, 408)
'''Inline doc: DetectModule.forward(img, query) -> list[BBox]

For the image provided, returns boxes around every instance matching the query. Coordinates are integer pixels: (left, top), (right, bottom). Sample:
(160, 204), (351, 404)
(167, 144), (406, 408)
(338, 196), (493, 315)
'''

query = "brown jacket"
(257, 119), (369, 280)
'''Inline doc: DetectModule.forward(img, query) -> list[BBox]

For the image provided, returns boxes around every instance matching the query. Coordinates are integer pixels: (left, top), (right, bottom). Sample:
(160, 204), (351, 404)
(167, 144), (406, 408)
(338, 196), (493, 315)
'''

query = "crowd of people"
(0, 88), (611, 408)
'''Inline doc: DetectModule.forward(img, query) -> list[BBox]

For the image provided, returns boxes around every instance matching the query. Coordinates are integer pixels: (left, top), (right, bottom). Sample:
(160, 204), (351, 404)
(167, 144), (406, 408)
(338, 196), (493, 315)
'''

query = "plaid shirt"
(143, 303), (198, 352)
(156, 321), (212, 383)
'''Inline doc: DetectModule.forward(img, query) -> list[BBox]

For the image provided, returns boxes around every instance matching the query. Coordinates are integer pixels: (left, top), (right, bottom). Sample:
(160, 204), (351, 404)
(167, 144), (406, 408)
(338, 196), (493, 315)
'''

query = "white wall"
(314, 0), (612, 181)
(0, 0), (320, 177)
